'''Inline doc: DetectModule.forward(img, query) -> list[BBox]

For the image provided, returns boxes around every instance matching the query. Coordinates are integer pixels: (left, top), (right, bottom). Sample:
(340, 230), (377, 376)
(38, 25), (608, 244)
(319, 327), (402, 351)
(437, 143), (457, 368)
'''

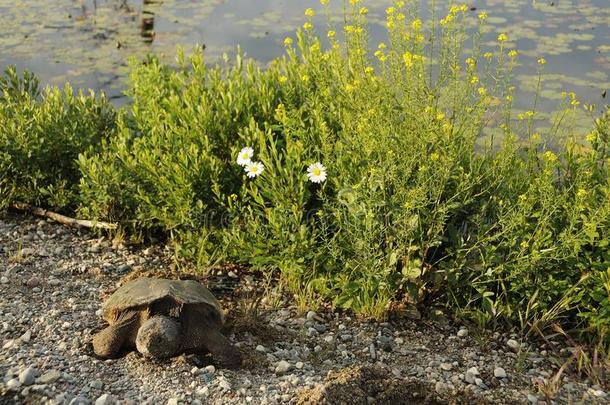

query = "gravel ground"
(0, 212), (608, 405)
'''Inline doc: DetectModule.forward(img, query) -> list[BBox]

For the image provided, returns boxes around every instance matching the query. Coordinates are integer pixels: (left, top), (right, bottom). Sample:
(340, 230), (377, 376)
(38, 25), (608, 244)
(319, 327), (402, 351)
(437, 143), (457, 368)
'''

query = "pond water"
(0, 0), (608, 117)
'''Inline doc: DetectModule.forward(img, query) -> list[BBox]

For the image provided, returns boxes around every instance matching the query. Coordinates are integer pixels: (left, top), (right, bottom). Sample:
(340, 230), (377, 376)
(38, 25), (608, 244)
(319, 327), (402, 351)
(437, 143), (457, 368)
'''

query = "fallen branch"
(10, 201), (118, 230)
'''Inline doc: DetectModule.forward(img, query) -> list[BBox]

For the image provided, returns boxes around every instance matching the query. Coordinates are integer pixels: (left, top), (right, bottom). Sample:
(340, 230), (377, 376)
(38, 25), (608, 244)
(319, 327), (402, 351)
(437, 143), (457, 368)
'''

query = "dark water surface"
(1, 0), (608, 118)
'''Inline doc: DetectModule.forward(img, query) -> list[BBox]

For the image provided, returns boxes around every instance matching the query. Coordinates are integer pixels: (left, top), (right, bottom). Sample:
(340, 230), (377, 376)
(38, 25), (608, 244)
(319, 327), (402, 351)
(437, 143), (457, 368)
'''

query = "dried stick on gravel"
(10, 201), (118, 230)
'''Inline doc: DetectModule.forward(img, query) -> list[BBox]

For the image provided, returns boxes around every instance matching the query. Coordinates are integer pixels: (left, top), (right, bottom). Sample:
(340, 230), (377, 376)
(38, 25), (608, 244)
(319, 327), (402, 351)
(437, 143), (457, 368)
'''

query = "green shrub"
(0, 66), (116, 211)
(56, 1), (610, 341)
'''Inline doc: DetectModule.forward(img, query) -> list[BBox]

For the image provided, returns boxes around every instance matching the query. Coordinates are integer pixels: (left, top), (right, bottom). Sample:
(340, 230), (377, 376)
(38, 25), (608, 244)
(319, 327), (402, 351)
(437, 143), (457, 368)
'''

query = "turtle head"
(135, 315), (181, 358)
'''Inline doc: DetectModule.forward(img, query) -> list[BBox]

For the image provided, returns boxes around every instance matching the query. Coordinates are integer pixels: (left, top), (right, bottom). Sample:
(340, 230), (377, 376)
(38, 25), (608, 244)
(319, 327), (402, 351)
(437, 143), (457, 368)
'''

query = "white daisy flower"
(245, 161), (264, 178)
(307, 162), (327, 183)
(236, 147), (254, 166)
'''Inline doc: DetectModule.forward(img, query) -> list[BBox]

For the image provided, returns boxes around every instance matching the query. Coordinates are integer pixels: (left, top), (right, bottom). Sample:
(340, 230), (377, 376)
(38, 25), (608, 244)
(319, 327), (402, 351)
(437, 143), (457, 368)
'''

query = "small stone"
(89, 379), (104, 389)
(527, 394), (538, 404)
(218, 378), (231, 391)
(19, 367), (38, 386)
(36, 370), (62, 384)
(69, 396), (90, 405)
(494, 367), (507, 378)
(457, 329), (468, 337)
(394, 337), (404, 345)
(435, 381), (449, 395)
(196, 387), (209, 397)
(275, 360), (292, 374)
(465, 367), (479, 384)
(474, 378), (487, 389)
(0, 276), (8, 284)
(20, 330), (31, 343)
(440, 363), (453, 371)
(204, 365), (215, 374)
(295, 362), (304, 369)
(95, 394), (116, 405)
(306, 311), (317, 321)
(369, 344), (376, 360)
(323, 335), (334, 343)
(256, 345), (266, 352)
(228, 271), (238, 278)
(314, 324), (327, 333)
(167, 399), (179, 405)
(6, 378), (21, 390)
(506, 339), (520, 351)
(26, 276), (40, 288)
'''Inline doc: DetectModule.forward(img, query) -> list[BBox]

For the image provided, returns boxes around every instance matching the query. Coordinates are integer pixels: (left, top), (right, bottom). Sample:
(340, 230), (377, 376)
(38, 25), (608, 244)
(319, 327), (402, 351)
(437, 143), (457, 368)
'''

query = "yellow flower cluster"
(283, 37), (293, 47)
(497, 33), (508, 43)
(320, 0), (329, 5)
(403, 51), (424, 68)
(305, 8), (315, 17)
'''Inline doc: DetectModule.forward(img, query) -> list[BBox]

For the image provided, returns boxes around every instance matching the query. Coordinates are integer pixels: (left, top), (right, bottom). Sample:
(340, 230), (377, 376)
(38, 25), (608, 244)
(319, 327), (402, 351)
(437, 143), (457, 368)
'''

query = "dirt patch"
(296, 364), (457, 405)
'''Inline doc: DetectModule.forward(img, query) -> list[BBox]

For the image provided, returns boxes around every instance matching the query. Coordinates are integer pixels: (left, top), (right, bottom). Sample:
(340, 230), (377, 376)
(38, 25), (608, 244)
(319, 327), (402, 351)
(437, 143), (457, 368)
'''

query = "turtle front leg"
(93, 310), (140, 358)
(198, 329), (242, 369)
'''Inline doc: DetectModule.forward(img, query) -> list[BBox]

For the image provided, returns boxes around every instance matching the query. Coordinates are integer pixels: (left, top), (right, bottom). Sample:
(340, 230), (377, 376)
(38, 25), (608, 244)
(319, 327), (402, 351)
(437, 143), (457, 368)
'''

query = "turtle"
(92, 278), (241, 368)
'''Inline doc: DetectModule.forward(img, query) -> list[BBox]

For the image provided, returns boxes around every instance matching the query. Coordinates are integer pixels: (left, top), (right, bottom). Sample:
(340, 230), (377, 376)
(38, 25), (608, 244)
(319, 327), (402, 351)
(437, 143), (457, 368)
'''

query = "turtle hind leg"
(92, 309), (140, 358)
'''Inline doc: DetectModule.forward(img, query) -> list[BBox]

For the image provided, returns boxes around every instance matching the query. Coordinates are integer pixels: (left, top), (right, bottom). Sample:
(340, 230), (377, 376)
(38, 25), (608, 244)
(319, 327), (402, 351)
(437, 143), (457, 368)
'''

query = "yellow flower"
(359, 7), (368, 15)
(470, 76), (479, 84)
(386, 6), (396, 15)
(396, 13), (405, 21)
(437, 112), (445, 121)
(412, 19), (422, 31)
(484, 52), (493, 60)
(365, 66), (374, 74)
(478, 87), (487, 96)
(537, 57), (546, 65)
(378, 42), (387, 49)
(349, 0), (361, 5)
(279, 76), (288, 84)
(531, 133), (541, 143)
(478, 12), (488, 20)
(465, 57), (475, 67)
(460, 4), (468, 12)
(303, 22), (313, 30)
(576, 189), (587, 199)
(497, 33), (508, 42)
(586, 132), (597, 143)
(344, 25), (355, 33)
(283, 37), (293, 47)
(305, 8), (315, 17)
(508, 50), (518, 58)
(302, 74), (310, 83)
(396, 1), (404, 7)
(543, 151), (557, 163)
(327, 30), (336, 38)
(430, 152), (439, 161)
(320, 0), (329, 5)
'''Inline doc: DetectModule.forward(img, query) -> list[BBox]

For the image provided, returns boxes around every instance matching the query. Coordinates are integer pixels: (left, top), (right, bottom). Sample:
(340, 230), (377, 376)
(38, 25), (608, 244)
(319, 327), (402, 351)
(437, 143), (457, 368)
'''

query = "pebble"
(6, 378), (21, 390)
(494, 367), (507, 378)
(95, 394), (116, 405)
(167, 399), (179, 405)
(256, 345), (266, 352)
(457, 328), (468, 337)
(69, 396), (91, 405)
(204, 365), (215, 374)
(26, 276), (40, 288)
(295, 362), (304, 370)
(275, 360), (292, 374)
(36, 370), (62, 384)
(440, 363), (453, 371)
(465, 367), (479, 384)
(18, 367), (38, 385)
(506, 339), (520, 351)
(527, 394), (538, 404)
(0, 276), (8, 284)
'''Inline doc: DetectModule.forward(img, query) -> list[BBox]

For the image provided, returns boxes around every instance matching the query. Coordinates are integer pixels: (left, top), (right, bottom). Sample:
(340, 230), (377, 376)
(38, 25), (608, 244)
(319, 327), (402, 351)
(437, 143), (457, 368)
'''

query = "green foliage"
(0, 66), (116, 211)
(3, 1), (610, 343)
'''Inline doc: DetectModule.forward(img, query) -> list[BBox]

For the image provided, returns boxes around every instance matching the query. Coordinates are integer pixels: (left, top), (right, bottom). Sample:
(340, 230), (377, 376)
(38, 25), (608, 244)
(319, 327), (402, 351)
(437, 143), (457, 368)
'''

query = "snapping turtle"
(92, 278), (241, 368)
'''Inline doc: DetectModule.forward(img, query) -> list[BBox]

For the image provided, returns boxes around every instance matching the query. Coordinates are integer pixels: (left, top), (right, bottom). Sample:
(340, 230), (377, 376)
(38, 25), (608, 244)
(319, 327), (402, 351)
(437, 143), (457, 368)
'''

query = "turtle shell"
(101, 278), (222, 323)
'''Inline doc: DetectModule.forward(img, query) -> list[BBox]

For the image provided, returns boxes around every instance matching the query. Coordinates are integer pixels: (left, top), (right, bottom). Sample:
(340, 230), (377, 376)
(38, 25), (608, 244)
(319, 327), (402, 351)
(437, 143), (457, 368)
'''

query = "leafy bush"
(0, 66), (116, 211)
